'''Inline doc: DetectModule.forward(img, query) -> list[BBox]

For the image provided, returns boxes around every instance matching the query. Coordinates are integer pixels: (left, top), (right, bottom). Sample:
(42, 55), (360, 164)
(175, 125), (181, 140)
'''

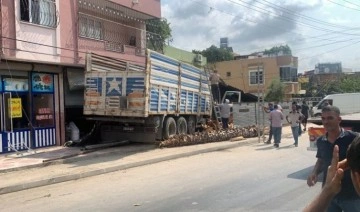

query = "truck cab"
(221, 91), (241, 104)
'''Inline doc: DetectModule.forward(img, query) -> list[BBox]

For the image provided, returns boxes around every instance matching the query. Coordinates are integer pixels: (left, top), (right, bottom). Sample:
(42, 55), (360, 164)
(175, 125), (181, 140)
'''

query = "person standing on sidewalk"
(263, 102), (274, 144)
(219, 99), (232, 129)
(306, 106), (360, 211)
(269, 104), (284, 148)
(286, 104), (303, 147)
(301, 100), (310, 131)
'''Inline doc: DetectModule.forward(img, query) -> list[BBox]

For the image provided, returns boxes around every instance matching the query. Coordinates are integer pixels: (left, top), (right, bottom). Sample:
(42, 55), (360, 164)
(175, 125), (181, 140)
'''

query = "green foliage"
(146, 18), (172, 52)
(264, 79), (285, 102)
(306, 75), (360, 97)
(338, 75), (360, 92)
(263, 45), (292, 56)
(193, 45), (233, 63)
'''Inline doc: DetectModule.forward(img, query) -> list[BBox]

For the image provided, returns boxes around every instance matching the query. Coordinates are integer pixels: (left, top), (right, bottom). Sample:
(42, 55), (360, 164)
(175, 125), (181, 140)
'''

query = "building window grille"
(20, 0), (57, 28)
(249, 69), (264, 85)
(79, 16), (103, 40)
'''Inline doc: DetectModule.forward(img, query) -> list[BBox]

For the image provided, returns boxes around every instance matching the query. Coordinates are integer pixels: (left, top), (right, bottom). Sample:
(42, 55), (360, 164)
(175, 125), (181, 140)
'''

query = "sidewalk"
(0, 125), (299, 195)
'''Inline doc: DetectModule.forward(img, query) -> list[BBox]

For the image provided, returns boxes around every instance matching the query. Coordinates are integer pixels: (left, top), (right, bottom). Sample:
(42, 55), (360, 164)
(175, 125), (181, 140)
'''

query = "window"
(280, 66), (298, 82)
(33, 94), (55, 128)
(79, 16), (103, 40)
(4, 93), (31, 131)
(249, 69), (263, 85)
(20, 0), (57, 28)
(226, 72), (231, 77)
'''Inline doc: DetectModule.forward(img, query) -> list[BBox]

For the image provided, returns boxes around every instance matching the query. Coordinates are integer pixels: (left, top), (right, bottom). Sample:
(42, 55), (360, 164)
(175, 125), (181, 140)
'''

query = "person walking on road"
(286, 104), (303, 147)
(269, 104), (284, 148)
(304, 138), (360, 212)
(263, 102), (274, 144)
(301, 100), (310, 131)
(210, 70), (220, 103)
(219, 99), (232, 129)
(307, 106), (360, 211)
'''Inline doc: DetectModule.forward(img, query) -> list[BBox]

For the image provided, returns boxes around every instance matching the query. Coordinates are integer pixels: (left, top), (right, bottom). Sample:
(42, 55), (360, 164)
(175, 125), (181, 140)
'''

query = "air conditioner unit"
(195, 54), (202, 62)
(132, 0), (139, 4)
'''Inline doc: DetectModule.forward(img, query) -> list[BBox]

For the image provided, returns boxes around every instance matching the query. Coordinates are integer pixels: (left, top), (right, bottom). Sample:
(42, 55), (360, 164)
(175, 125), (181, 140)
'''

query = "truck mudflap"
(307, 127), (353, 151)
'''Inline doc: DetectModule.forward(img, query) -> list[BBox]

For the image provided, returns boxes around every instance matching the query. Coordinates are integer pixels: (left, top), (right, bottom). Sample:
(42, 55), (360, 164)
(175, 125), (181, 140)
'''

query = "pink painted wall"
(1, 1), (17, 57)
(60, 0), (160, 66)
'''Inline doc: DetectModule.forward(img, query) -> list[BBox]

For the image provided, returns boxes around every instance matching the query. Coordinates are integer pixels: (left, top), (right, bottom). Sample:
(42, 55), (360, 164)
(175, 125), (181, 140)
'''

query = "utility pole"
(0, 0), (3, 57)
(257, 60), (261, 143)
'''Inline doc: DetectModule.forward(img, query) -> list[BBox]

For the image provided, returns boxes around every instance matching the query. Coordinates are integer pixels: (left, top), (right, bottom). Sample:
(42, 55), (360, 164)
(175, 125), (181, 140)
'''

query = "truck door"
(221, 91), (241, 104)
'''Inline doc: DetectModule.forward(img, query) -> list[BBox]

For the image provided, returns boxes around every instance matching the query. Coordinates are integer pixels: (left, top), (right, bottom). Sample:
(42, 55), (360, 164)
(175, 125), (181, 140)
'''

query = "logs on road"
(159, 123), (262, 148)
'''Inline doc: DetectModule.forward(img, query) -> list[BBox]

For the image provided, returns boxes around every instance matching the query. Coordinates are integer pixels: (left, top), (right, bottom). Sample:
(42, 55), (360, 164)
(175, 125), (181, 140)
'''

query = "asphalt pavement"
(0, 124), (316, 195)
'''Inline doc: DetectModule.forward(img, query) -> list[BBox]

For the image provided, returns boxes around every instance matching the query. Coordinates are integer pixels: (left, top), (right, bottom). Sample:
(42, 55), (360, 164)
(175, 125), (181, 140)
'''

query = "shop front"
(0, 71), (59, 154)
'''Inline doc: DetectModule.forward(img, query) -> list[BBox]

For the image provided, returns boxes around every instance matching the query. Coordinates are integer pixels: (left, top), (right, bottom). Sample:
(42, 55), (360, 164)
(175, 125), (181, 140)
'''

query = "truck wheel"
(163, 117), (177, 139)
(187, 116), (196, 134)
(176, 117), (187, 135)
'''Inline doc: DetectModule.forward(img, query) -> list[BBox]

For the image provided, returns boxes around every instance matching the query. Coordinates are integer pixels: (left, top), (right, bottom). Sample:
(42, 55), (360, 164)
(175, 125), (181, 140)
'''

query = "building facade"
(0, 0), (161, 154)
(214, 54), (299, 100)
(163, 45), (207, 67)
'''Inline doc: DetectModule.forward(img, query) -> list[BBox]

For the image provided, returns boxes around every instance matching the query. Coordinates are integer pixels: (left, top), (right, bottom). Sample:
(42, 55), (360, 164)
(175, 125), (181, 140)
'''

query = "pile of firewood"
(158, 122), (261, 148)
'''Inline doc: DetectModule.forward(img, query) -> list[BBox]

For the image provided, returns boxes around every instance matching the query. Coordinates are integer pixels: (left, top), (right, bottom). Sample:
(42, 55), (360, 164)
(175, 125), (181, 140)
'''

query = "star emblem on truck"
(106, 78), (121, 95)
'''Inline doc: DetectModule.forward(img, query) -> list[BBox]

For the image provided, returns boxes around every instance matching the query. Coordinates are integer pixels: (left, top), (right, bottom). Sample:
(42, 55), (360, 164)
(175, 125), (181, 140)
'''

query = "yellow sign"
(8, 98), (22, 118)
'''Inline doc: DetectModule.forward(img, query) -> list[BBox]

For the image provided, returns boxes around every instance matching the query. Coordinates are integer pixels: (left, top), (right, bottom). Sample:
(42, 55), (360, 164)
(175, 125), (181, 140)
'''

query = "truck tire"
(163, 117), (177, 139)
(187, 116), (196, 134)
(176, 117), (187, 135)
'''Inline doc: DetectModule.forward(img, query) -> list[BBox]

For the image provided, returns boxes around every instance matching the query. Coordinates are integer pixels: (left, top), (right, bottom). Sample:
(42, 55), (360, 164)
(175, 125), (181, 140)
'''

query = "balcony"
(76, 0), (156, 62)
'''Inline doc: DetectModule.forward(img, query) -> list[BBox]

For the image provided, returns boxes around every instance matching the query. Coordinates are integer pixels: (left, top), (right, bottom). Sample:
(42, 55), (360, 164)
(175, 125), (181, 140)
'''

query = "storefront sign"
(35, 107), (53, 121)
(8, 98), (22, 118)
(4, 78), (29, 92)
(32, 73), (54, 93)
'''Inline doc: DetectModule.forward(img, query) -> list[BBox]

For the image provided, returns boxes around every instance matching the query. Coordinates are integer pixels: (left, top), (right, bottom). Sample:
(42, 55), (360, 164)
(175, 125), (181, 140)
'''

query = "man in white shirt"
(219, 99), (232, 129)
(286, 104), (303, 147)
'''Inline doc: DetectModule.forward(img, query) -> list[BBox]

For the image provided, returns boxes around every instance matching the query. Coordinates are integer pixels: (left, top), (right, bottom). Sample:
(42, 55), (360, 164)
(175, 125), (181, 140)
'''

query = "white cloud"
(161, 0), (360, 72)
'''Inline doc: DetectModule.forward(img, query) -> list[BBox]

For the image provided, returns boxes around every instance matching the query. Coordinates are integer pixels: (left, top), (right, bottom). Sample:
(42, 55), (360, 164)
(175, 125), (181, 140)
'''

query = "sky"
(161, 0), (360, 72)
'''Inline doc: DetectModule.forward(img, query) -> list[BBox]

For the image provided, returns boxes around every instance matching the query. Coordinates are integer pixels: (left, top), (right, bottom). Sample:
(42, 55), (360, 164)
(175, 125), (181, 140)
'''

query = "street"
(1, 133), (321, 212)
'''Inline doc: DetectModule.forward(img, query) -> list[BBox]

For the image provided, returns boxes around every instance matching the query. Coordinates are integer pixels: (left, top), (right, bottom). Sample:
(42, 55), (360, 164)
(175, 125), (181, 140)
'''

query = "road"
(1, 133), (321, 212)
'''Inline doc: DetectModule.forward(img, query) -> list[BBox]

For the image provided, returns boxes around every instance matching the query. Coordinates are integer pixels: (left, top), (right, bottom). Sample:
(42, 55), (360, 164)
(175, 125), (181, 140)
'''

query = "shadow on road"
(287, 165), (324, 182)
(255, 143), (295, 151)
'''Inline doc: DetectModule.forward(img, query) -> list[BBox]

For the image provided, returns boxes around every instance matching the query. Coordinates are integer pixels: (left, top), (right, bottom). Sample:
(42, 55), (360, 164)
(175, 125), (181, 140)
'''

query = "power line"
(328, 0), (360, 11)
(186, 0), (360, 54)
(258, 0), (355, 30)
(293, 38), (359, 52)
(227, 0), (360, 35)
(341, 0), (360, 8)
(299, 39), (360, 61)
(1, 36), (146, 65)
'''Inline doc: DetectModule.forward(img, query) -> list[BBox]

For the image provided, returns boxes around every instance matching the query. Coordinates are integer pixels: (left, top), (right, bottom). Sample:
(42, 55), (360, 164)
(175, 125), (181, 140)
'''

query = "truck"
(83, 50), (241, 143)
(311, 93), (360, 117)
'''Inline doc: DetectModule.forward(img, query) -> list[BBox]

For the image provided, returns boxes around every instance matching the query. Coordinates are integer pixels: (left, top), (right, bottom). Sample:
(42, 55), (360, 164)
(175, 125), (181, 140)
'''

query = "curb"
(0, 138), (261, 195)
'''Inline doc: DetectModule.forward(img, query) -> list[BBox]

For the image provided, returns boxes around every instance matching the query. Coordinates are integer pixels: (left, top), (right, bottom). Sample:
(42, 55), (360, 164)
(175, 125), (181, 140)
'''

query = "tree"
(264, 79), (285, 102)
(338, 75), (360, 92)
(309, 75), (360, 97)
(263, 45), (292, 56)
(146, 18), (172, 52)
(193, 45), (233, 63)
